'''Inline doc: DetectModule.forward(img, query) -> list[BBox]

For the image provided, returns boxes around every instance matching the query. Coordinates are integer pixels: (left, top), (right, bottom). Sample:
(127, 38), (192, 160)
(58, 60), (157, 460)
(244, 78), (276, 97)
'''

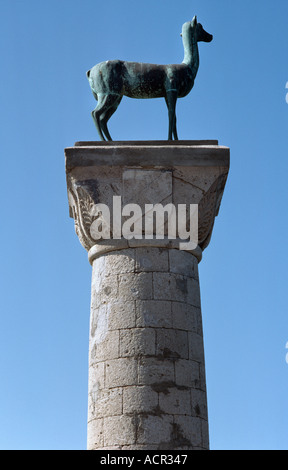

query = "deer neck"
(182, 34), (199, 77)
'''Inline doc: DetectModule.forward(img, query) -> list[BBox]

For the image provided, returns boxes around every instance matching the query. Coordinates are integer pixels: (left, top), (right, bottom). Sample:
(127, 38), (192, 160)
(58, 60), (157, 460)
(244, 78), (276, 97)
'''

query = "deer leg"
(91, 96), (106, 141)
(165, 95), (178, 140)
(165, 91), (178, 141)
(100, 96), (122, 141)
(91, 94), (119, 141)
(99, 114), (113, 141)
(173, 115), (178, 141)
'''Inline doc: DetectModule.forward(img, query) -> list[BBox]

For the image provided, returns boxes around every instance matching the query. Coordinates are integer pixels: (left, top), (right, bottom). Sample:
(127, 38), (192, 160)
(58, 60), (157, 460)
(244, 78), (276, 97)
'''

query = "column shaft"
(87, 247), (209, 450)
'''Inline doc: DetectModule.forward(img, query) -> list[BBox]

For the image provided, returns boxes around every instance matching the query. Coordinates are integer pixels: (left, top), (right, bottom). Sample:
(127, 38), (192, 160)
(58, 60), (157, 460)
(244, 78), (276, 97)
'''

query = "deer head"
(192, 16), (213, 43)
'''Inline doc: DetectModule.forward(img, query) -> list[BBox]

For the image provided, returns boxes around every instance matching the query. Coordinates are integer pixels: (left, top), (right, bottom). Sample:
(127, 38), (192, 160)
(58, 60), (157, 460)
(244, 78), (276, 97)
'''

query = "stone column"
(65, 141), (230, 451)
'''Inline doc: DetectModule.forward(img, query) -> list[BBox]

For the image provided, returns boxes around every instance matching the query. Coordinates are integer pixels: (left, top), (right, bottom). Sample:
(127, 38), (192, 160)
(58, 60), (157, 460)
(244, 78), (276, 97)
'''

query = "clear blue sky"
(0, 0), (287, 450)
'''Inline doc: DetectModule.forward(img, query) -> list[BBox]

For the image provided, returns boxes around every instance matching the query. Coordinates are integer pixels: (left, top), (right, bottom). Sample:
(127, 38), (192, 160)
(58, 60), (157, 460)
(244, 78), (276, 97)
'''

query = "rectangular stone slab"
(65, 141), (230, 172)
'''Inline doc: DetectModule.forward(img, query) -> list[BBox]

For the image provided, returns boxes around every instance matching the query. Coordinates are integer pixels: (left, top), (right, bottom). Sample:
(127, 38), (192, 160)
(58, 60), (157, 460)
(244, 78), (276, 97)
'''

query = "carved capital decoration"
(198, 173), (228, 250)
(68, 179), (100, 251)
(65, 142), (229, 257)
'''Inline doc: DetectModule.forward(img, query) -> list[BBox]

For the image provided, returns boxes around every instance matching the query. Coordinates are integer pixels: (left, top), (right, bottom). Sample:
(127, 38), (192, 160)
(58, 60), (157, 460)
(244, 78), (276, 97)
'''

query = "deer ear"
(192, 16), (197, 26)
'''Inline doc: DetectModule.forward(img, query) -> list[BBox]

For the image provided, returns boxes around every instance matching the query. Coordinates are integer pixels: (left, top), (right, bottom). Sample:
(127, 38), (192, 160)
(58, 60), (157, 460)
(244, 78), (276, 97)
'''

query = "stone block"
(120, 328), (156, 358)
(123, 386), (158, 414)
(172, 174), (204, 206)
(88, 362), (105, 392)
(123, 169), (172, 207)
(89, 329), (119, 364)
(138, 357), (175, 385)
(199, 364), (207, 392)
(91, 256), (106, 289)
(173, 415), (203, 448)
(87, 418), (104, 449)
(201, 419), (210, 450)
(159, 387), (191, 415)
(153, 272), (195, 303)
(68, 162), (122, 185)
(104, 250), (135, 274)
(186, 277), (201, 307)
(169, 249), (198, 279)
(105, 358), (138, 388)
(171, 301), (199, 332)
(135, 247), (169, 272)
(103, 415), (136, 446)
(90, 303), (107, 342)
(107, 300), (136, 330)
(173, 165), (224, 193)
(91, 272), (119, 308)
(91, 174), (123, 209)
(135, 300), (173, 329)
(156, 329), (189, 360)
(89, 387), (123, 419)
(188, 332), (205, 363)
(118, 273), (153, 301)
(90, 259), (105, 308)
(137, 415), (173, 445)
(190, 389), (208, 420)
(175, 359), (200, 388)
(152, 273), (177, 301)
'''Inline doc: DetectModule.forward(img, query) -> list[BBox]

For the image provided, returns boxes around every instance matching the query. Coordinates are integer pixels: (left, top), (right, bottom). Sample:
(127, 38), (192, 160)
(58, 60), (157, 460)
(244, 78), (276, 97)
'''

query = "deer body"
(87, 17), (212, 141)
(90, 61), (195, 99)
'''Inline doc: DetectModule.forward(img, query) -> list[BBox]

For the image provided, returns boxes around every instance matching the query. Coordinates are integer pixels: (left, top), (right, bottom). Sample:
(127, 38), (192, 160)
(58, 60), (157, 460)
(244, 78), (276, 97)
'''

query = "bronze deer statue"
(86, 16), (213, 141)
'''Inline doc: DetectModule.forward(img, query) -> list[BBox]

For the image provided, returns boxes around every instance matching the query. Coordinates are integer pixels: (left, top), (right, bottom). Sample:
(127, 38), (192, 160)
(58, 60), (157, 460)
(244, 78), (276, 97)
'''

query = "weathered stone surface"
(169, 249), (199, 279)
(191, 388), (208, 419)
(88, 362), (105, 391)
(153, 272), (200, 306)
(137, 415), (173, 446)
(89, 387), (123, 419)
(135, 300), (173, 329)
(86, 247), (210, 450)
(103, 415), (136, 447)
(104, 249), (135, 274)
(123, 169), (172, 208)
(87, 418), (104, 449)
(107, 300), (136, 330)
(105, 358), (138, 388)
(173, 415), (204, 448)
(119, 328), (156, 357)
(155, 329), (189, 359)
(65, 141), (229, 172)
(138, 356), (175, 385)
(136, 247), (169, 273)
(123, 386), (158, 414)
(175, 359), (200, 388)
(65, 141), (229, 252)
(90, 328), (120, 364)
(118, 273), (153, 301)
(65, 142), (230, 451)
(159, 387), (191, 415)
(188, 331), (205, 363)
(171, 301), (201, 332)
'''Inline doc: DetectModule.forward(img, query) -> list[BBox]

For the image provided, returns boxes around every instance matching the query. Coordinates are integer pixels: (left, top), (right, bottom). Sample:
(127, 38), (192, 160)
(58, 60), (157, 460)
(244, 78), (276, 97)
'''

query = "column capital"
(65, 141), (229, 258)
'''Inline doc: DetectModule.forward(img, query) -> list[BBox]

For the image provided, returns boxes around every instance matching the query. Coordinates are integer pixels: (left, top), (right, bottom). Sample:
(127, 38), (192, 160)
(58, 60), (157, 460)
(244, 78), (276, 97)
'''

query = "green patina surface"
(87, 16), (213, 141)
